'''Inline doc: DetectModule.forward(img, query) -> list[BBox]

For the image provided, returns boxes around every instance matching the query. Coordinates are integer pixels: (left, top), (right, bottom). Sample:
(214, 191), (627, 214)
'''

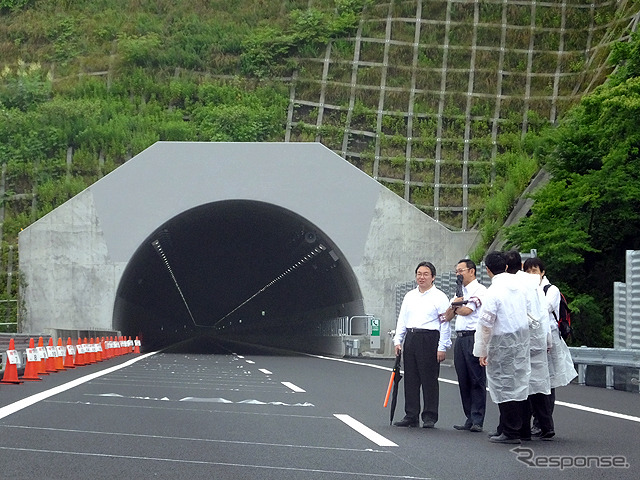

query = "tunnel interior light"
(152, 238), (203, 328)
(212, 243), (332, 327)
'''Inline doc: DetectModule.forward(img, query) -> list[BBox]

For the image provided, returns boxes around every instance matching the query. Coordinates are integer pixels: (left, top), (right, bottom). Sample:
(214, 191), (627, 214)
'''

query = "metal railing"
(569, 347), (640, 391)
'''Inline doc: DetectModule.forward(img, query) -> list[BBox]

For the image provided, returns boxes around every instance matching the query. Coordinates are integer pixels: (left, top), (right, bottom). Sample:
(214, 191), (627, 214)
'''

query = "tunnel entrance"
(114, 200), (364, 351)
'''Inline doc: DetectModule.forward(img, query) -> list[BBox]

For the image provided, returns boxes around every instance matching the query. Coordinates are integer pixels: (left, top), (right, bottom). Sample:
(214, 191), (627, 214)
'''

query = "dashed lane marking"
(334, 414), (398, 447)
(281, 381), (306, 393)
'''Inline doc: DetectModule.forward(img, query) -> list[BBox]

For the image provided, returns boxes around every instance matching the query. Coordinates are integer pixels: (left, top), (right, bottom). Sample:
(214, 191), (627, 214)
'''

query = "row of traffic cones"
(1, 335), (141, 385)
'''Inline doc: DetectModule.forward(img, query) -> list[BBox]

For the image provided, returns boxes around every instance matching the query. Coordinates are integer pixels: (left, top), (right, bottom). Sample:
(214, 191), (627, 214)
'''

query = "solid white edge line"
(334, 414), (397, 447)
(309, 354), (640, 424)
(555, 400), (640, 423)
(281, 381), (306, 393)
(0, 352), (157, 420)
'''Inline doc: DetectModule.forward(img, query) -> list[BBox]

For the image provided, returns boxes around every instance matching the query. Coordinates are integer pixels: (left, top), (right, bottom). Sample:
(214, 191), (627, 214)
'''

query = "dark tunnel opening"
(113, 200), (365, 353)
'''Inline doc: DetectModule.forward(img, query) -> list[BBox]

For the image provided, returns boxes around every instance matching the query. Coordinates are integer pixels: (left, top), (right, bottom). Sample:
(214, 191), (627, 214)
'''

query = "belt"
(456, 330), (475, 337)
(406, 328), (438, 333)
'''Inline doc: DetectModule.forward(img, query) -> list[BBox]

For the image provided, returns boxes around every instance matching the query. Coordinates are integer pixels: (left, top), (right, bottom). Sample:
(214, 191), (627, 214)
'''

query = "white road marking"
(1, 425), (393, 453)
(309, 354), (640, 424)
(555, 400), (640, 423)
(334, 414), (397, 447)
(259, 368), (272, 375)
(245, 360), (255, 364)
(0, 446), (431, 478)
(281, 381), (305, 392)
(43, 399), (327, 418)
(0, 352), (157, 420)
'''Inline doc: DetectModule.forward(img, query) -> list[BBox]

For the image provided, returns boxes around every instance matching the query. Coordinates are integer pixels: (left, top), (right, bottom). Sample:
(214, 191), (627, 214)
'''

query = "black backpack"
(543, 284), (572, 341)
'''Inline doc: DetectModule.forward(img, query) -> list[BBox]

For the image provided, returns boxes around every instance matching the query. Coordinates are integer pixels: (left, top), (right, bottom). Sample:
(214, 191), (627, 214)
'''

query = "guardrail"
(569, 347), (640, 391)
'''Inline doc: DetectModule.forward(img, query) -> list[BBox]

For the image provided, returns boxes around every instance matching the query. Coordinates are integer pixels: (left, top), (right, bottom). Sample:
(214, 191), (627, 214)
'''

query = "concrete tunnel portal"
(18, 142), (477, 357)
(114, 200), (363, 351)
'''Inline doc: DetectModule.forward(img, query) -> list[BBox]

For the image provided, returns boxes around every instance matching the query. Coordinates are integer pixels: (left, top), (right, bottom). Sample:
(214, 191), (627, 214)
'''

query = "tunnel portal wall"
(18, 142), (478, 355)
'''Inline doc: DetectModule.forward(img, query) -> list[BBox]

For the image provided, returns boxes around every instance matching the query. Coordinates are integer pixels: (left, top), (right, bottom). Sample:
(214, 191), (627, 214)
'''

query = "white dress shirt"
(453, 278), (487, 332)
(393, 285), (451, 352)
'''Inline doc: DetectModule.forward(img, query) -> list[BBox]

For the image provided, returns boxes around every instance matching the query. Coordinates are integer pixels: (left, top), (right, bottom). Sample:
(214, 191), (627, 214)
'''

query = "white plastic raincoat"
(540, 278), (578, 388)
(516, 270), (551, 396)
(473, 272), (531, 404)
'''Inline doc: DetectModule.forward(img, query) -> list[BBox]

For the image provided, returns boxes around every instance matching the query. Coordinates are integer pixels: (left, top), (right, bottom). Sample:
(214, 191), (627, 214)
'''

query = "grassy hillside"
(1, 0), (639, 330)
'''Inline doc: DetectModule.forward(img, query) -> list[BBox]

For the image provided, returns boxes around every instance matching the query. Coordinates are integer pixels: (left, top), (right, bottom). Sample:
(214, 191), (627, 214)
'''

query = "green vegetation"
(241, 0), (373, 77)
(1, 1), (640, 343)
(504, 32), (640, 346)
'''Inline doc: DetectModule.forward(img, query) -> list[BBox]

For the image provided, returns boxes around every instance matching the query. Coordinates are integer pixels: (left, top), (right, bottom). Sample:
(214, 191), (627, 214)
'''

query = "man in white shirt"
(393, 261), (451, 428)
(446, 259), (487, 433)
(474, 251), (531, 444)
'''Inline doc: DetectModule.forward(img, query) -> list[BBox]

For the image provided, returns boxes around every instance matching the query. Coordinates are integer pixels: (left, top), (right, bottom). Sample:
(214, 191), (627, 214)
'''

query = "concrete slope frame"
(18, 142), (478, 356)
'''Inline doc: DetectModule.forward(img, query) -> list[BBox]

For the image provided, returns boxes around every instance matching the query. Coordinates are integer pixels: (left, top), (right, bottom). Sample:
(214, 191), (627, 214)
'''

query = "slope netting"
(285, 0), (640, 230)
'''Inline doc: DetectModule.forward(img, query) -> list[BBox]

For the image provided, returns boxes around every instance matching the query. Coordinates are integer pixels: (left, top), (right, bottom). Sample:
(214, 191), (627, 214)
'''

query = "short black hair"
(523, 257), (545, 272)
(416, 261), (436, 277)
(505, 249), (522, 274)
(457, 258), (476, 275)
(484, 251), (506, 275)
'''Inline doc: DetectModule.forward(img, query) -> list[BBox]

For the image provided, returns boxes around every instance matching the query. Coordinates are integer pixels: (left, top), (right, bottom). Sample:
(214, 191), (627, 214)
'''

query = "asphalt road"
(1, 337), (639, 479)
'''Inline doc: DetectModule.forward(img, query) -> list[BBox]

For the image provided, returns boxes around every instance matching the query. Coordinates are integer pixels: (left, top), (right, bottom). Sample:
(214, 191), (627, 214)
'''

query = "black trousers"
(498, 399), (528, 439)
(531, 389), (555, 433)
(454, 334), (486, 427)
(402, 330), (440, 423)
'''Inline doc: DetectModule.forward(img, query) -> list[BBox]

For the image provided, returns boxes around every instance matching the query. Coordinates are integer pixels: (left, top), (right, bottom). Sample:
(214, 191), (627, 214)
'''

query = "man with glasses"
(392, 261), (451, 428)
(444, 259), (487, 433)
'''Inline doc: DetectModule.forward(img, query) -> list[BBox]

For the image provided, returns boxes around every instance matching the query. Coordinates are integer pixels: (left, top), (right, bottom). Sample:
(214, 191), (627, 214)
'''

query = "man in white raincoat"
(524, 256), (578, 438)
(506, 250), (552, 440)
(474, 251), (531, 444)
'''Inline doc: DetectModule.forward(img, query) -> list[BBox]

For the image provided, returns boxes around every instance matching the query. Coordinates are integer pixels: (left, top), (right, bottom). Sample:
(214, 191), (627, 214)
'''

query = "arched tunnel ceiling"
(19, 142), (478, 356)
(114, 200), (362, 348)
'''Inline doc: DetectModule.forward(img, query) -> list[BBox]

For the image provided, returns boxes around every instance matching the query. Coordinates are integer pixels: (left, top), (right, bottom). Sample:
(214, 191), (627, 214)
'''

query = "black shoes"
(393, 418), (437, 428)
(489, 433), (521, 444)
(393, 418), (419, 427)
(454, 424), (482, 432)
(453, 424), (471, 430)
(531, 427), (555, 440)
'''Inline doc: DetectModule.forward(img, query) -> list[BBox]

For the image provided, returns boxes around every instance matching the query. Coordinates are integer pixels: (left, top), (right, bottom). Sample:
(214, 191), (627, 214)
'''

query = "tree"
(505, 36), (640, 347)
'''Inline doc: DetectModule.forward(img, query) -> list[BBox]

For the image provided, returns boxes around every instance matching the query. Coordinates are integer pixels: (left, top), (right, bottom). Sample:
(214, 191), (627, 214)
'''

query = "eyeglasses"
(416, 272), (432, 277)
(455, 268), (469, 274)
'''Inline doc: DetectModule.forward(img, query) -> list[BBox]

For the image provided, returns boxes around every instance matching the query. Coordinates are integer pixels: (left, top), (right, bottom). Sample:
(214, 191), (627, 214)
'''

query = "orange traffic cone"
(55, 338), (67, 371)
(74, 338), (86, 366)
(36, 337), (50, 376)
(63, 337), (76, 369)
(87, 338), (96, 364)
(100, 337), (108, 359)
(134, 336), (141, 354)
(102, 337), (110, 359)
(21, 338), (42, 381)
(1, 338), (24, 384)
(45, 338), (57, 373)
(95, 338), (103, 362)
